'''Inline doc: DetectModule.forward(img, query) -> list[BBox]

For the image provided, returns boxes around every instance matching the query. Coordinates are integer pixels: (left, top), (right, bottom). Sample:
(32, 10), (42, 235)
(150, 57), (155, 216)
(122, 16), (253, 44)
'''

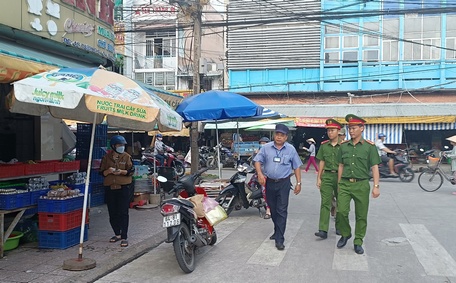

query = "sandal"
(264, 214), (271, 219)
(110, 236), (121, 243)
(120, 240), (129, 247)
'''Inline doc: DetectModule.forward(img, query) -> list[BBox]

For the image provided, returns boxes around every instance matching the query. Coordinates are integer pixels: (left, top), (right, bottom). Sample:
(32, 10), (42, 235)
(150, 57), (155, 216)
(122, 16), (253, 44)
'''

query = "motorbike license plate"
(163, 213), (181, 227)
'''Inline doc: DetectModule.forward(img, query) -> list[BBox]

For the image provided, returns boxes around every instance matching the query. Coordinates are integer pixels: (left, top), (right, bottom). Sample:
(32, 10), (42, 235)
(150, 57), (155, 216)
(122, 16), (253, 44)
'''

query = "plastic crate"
(76, 137), (107, 149)
(24, 162), (55, 175)
(30, 189), (50, 205)
(0, 191), (31, 209)
(23, 206), (38, 216)
(76, 147), (107, 160)
(0, 163), (25, 178)
(90, 192), (106, 207)
(76, 123), (107, 136)
(54, 160), (80, 172)
(38, 196), (84, 213)
(38, 224), (88, 249)
(90, 169), (104, 184)
(38, 209), (89, 231)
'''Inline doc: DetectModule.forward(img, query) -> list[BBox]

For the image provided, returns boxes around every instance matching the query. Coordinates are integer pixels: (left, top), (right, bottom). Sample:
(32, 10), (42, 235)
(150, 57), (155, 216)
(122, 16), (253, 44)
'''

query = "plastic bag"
(202, 196), (219, 213)
(188, 194), (205, 218)
(205, 205), (228, 226)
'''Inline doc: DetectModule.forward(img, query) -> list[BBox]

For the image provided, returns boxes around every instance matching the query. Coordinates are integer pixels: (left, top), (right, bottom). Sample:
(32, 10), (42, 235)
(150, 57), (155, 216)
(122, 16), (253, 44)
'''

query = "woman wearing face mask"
(100, 135), (135, 247)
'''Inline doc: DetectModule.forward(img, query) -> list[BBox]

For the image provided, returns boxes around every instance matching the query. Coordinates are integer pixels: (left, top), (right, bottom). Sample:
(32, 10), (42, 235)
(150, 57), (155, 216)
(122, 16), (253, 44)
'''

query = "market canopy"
(205, 117), (294, 130)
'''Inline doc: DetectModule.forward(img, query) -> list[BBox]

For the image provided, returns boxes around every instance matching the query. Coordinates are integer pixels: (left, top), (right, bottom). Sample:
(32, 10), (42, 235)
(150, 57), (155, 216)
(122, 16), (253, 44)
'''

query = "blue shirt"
(253, 141), (302, 179)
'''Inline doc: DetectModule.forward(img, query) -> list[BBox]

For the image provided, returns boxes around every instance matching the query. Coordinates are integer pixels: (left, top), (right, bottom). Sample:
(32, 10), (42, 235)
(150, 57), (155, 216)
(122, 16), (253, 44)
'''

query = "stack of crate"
(76, 123), (107, 207)
(37, 196), (88, 249)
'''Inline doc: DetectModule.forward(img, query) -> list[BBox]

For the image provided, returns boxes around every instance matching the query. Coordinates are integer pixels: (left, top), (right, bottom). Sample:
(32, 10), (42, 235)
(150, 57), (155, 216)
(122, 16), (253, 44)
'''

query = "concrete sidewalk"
(0, 204), (166, 283)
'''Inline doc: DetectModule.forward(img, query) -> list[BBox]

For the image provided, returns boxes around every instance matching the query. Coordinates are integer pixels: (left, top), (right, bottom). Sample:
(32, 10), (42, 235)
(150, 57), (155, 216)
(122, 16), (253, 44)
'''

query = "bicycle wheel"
(418, 170), (444, 192)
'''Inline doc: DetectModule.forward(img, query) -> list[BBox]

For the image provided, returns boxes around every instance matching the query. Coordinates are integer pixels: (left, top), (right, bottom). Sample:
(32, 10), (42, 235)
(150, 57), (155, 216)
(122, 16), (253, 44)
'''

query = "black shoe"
(314, 230), (328, 239)
(337, 235), (352, 248)
(354, 245), (364, 254)
(269, 234), (275, 240)
(276, 243), (285, 250)
(336, 230), (341, 236)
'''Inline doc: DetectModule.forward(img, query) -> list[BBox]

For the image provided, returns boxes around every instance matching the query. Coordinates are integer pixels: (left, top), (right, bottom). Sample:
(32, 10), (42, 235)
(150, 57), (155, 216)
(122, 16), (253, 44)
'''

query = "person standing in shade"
(154, 134), (168, 166)
(100, 135), (135, 248)
(254, 124), (303, 251)
(337, 114), (380, 255)
(315, 119), (342, 239)
(303, 138), (319, 173)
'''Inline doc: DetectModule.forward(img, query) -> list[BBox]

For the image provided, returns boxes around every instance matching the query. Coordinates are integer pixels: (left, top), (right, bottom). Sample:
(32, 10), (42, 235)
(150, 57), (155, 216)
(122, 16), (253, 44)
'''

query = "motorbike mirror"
(157, 176), (168, 183)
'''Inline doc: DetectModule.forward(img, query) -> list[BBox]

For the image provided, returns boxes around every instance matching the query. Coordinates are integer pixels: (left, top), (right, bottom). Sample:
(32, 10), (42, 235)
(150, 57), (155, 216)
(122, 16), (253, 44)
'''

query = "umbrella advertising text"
(96, 100), (147, 120)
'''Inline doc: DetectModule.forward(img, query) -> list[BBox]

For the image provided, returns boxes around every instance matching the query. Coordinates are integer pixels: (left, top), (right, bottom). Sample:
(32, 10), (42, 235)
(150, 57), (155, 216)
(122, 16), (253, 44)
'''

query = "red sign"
(295, 117), (329, 128)
(61, 0), (114, 25)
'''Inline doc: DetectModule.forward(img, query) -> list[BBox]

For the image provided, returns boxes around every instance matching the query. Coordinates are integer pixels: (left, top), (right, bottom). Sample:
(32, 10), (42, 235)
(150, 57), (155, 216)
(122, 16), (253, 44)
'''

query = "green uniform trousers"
(318, 172), (339, 232)
(337, 179), (370, 246)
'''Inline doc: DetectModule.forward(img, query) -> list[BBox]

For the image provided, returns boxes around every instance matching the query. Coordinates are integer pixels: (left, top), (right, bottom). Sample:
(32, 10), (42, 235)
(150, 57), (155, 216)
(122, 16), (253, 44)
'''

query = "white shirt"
(375, 139), (387, 156)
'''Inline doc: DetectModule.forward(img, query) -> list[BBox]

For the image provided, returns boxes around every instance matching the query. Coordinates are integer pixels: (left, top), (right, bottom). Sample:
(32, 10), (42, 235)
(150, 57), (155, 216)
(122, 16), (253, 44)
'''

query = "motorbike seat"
(175, 198), (194, 208)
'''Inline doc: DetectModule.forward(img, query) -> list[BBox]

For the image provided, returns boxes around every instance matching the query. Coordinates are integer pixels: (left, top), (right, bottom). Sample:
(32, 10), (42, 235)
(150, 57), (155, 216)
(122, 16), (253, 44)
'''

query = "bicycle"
(418, 152), (455, 192)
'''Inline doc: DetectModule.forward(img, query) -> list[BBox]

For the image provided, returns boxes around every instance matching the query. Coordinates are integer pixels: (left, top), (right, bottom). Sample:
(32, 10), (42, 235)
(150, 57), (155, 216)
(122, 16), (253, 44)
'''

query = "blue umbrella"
(176, 90), (263, 177)
(176, 90), (263, 122)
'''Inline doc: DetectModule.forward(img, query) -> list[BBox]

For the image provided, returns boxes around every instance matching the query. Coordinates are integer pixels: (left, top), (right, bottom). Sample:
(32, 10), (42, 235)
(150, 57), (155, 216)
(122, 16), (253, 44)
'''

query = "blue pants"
(155, 154), (165, 166)
(266, 178), (291, 245)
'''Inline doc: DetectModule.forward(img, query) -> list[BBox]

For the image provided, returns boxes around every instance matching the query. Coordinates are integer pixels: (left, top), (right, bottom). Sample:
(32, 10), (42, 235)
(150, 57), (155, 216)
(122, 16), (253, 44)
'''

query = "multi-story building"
(226, 0), (456, 148)
(123, 0), (225, 96)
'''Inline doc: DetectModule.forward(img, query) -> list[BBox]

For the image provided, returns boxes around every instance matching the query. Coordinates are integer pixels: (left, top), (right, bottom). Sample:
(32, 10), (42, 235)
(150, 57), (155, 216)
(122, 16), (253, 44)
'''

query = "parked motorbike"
(215, 163), (267, 216)
(159, 167), (216, 273)
(377, 149), (415, 182)
(206, 143), (237, 168)
(141, 147), (185, 177)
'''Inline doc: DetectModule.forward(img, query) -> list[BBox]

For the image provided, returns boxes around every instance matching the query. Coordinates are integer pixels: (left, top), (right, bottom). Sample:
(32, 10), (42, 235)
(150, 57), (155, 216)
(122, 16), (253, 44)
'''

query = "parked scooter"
(377, 149), (415, 182)
(141, 147), (185, 177)
(206, 143), (237, 168)
(215, 163), (267, 216)
(159, 167), (216, 273)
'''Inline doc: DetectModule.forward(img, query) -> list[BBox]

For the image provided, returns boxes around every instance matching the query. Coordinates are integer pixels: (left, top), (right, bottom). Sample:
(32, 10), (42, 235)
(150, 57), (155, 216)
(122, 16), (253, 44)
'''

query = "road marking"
(400, 223), (456, 277)
(214, 216), (250, 244)
(247, 218), (304, 266)
(332, 220), (369, 271)
(332, 248), (369, 271)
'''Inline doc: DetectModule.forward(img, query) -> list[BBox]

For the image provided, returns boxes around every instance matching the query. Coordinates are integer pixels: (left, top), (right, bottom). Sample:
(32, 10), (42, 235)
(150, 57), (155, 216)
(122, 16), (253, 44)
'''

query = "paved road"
(96, 169), (456, 283)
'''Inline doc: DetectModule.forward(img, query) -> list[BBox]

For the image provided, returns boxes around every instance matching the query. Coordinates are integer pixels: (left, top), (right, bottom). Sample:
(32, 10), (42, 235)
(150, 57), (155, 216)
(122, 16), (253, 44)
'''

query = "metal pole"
(216, 121), (221, 179)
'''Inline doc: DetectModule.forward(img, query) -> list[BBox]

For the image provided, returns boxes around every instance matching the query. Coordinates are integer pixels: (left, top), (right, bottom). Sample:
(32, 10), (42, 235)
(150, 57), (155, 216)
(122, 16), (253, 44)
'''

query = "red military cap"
(325, 118), (342, 129)
(345, 114), (366, 125)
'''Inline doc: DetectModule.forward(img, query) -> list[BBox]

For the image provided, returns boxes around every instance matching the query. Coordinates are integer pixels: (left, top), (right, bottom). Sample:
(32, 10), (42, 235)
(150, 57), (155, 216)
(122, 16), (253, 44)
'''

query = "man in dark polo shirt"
(254, 124), (303, 251)
(337, 114), (381, 255)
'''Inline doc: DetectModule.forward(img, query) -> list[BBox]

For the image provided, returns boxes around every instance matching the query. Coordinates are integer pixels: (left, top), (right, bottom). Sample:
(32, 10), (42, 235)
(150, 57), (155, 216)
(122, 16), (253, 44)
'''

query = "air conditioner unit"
(199, 58), (207, 74)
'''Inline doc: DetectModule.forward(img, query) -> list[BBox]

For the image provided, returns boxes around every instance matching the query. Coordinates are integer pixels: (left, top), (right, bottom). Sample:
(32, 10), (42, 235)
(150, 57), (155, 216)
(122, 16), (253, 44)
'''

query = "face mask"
(157, 137), (163, 141)
(116, 146), (125, 154)
(259, 144), (265, 148)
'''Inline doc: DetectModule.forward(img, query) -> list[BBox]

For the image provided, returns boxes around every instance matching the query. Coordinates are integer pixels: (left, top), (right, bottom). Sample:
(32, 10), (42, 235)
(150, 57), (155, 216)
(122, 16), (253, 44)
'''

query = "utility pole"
(174, 0), (203, 173)
(190, 1), (202, 174)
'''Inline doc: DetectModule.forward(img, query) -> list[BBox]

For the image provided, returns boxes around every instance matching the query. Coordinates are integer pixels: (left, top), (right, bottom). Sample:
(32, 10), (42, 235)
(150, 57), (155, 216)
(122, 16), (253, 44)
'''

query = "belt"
(267, 176), (290, 183)
(324, 170), (337, 173)
(342, 178), (368, 183)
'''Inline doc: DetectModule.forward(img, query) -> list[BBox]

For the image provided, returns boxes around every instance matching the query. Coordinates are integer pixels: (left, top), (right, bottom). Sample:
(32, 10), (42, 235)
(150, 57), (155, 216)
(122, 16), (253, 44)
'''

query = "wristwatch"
(374, 184), (380, 188)
(296, 182), (301, 185)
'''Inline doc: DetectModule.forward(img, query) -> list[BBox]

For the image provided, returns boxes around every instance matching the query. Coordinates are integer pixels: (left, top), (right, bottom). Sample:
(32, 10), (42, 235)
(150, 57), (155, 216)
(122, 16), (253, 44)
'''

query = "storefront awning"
(267, 103), (456, 124)
(362, 124), (403, 144)
(0, 40), (93, 83)
(404, 123), (456, 130)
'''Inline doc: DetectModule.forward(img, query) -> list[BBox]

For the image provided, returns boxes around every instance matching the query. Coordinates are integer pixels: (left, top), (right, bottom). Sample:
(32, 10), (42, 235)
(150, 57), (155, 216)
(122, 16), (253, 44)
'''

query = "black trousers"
(105, 184), (131, 239)
(266, 177), (291, 245)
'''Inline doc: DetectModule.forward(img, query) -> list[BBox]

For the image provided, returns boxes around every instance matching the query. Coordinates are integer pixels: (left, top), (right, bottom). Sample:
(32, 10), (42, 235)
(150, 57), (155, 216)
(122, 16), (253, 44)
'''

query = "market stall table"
(0, 205), (36, 258)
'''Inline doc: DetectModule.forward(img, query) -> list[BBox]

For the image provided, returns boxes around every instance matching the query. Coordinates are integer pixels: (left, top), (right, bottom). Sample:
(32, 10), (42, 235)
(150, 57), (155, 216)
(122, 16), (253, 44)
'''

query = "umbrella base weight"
(63, 258), (96, 271)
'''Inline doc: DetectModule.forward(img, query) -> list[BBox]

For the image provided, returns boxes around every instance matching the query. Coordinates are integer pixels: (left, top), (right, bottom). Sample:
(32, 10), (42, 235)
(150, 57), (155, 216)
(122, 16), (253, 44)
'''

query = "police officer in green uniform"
(315, 119), (343, 239)
(336, 114), (381, 255)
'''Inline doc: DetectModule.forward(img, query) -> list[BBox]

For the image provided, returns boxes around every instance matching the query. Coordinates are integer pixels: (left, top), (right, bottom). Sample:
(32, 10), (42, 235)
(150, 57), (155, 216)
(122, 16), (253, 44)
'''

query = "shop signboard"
(0, 0), (115, 63)
(295, 117), (330, 128)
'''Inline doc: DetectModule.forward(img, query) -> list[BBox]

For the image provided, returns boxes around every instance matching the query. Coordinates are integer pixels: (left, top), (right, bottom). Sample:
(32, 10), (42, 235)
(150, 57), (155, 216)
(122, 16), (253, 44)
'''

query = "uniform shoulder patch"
(321, 140), (329, 144)
(365, 139), (375, 145)
(341, 140), (350, 144)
